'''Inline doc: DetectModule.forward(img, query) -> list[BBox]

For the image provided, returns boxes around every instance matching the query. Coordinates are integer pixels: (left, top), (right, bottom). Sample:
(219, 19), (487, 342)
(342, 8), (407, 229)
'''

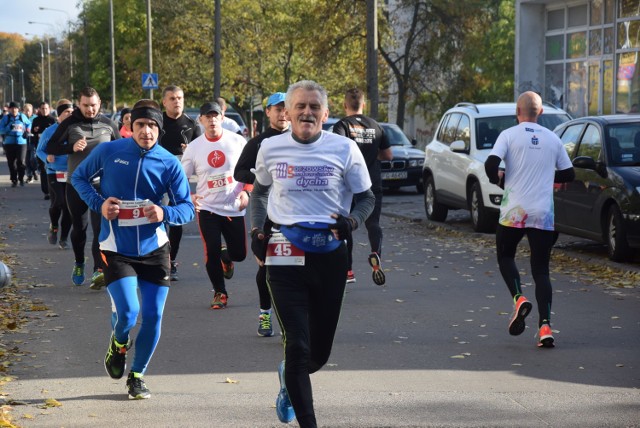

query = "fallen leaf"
(224, 377), (238, 384)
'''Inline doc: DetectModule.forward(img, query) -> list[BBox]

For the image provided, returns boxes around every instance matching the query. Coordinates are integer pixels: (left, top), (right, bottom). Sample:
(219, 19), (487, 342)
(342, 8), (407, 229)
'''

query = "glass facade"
(544, 0), (640, 117)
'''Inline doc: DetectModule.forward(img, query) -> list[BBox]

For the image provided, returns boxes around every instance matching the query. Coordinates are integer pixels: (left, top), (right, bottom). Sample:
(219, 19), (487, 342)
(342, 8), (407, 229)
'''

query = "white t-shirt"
(490, 121), (572, 230)
(222, 116), (241, 134)
(181, 130), (248, 217)
(254, 131), (372, 225)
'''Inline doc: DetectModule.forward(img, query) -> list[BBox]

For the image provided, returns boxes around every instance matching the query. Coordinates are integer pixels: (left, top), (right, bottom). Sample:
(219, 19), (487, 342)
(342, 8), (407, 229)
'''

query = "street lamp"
(25, 35), (46, 103)
(0, 72), (14, 104)
(28, 23), (55, 102)
(39, 7), (74, 97)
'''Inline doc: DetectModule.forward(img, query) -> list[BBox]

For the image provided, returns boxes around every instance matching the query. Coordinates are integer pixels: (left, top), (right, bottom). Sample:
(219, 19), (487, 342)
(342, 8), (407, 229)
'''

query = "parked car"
(322, 117), (340, 130)
(553, 115), (640, 261)
(379, 122), (424, 193)
(422, 102), (571, 232)
(224, 108), (249, 139)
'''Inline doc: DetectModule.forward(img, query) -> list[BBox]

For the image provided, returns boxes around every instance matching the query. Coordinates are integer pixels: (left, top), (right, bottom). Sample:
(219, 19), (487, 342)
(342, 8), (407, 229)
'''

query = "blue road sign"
(142, 73), (159, 90)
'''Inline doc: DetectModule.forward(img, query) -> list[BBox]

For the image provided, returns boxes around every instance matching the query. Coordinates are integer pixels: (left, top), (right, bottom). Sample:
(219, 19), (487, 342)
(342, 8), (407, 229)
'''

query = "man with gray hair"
(251, 80), (374, 427)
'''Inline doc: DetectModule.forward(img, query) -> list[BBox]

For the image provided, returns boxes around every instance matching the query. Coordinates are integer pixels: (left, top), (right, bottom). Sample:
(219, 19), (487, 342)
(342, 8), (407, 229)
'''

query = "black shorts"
(102, 243), (171, 287)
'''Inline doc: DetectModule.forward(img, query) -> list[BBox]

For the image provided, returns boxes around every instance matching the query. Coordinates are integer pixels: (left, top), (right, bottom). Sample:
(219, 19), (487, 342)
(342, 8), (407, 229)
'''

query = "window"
(548, 8), (565, 31)
(568, 4), (588, 27)
(442, 113), (461, 145)
(547, 35), (565, 60)
(455, 114), (470, 149)
(559, 123), (585, 157)
(577, 124), (602, 160)
(589, 29), (602, 55)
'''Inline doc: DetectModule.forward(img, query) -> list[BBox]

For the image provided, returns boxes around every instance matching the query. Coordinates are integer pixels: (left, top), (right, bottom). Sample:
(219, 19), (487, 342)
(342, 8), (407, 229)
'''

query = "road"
(0, 160), (639, 427)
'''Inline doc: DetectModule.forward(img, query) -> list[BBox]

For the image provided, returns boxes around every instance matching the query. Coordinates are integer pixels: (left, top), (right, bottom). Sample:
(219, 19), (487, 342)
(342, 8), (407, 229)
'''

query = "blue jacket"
(36, 123), (69, 174)
(71, 137), (195, 257)
(0, 113), (31, 145)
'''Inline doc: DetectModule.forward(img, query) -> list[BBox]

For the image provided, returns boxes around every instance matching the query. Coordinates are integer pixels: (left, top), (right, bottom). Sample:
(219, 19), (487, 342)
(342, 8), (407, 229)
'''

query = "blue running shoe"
(72, 263), (85, 286)
(276, 360), (295, 423)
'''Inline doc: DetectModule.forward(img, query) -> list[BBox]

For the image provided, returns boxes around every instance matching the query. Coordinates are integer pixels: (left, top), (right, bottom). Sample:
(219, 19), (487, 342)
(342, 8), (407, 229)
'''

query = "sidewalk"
(1, 151), (639, 428)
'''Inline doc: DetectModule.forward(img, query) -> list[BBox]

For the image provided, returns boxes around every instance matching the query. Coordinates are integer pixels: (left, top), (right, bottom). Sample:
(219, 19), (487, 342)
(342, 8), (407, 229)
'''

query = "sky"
(0, 0), (81, 39)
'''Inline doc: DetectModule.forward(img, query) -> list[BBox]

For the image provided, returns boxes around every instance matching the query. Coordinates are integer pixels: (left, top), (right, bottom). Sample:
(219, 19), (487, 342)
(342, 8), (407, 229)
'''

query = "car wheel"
(424, 175), (448, 221)
(470, 182), (497, 233)
(606, 205), (631, 262)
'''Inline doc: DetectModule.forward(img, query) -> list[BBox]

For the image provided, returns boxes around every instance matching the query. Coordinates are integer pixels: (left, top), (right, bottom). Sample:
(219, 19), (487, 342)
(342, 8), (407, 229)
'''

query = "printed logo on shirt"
(275, 162), (335, 187)
(348, 124), (376, 144)
(208, 150), (226, 168)
(525, 127), (535, 132)
(531, 135), (539, 146)
(114, 158), (129, 165)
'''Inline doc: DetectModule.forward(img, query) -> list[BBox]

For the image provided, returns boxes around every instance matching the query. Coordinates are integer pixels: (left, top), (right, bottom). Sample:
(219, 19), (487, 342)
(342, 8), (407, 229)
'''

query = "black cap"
(8, 101), (20, 109)
(199, 102), (222, 116)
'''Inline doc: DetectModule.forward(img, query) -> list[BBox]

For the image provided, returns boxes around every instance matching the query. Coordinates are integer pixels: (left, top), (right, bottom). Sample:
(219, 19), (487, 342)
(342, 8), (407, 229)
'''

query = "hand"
(73, 138), (87, 152)
(251, 228), (268, 267)
(191, 194), (204, 212)
(46, 154), (55, 163)
(330, 213), (356, 241)
(143, 204), (164, 223)
(237, 191), (250, 211)
(101, 197), (121, 220)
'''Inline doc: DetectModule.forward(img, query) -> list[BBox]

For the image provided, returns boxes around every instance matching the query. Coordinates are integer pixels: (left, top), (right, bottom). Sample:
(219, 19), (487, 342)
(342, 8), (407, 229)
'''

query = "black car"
(379, 122), (424, 193)
(553, 115), (640, 261)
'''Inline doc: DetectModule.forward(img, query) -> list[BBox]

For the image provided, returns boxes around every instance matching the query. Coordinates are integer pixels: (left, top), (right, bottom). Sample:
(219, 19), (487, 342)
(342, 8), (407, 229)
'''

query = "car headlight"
(408, 159), (424, 167)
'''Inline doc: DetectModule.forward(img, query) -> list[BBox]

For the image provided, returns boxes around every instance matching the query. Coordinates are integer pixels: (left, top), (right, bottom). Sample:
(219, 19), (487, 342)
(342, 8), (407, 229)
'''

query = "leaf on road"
(224, 377), (239, 384)
(450, 355), (465, 359)
(42, 398), (61, 408)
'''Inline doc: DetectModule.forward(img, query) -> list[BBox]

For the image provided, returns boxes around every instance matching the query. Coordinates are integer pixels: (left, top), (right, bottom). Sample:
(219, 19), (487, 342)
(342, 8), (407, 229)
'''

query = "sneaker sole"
(368, 253), (386, 286)
(537, 333), (555, 348)
(508, 300), (532, 336)
(346, 277), (356, 284)
(129, 392), (151, 400)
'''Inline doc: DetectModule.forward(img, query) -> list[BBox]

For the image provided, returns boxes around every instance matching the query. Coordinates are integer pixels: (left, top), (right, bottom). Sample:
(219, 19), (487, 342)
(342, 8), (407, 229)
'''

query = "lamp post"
(0, 72), (14, 104)
(26, 34), (46, 103)
(19, 66), (25, 105)
(28, 23), (55, 102)
(39, 7), (74, 97)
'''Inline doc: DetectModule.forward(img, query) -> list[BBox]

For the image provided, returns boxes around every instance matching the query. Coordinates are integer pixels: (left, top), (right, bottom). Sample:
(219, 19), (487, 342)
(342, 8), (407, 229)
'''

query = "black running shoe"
(170, 261), (179, 281)
(127, 372), (151, 400)
(104, 334), (129, 379)
(47, 225), (58, 245)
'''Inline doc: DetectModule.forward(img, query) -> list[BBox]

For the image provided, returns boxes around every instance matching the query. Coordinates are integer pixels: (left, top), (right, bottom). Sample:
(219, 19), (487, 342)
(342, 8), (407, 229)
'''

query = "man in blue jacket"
(71, 99), (195, 400)
(0, 101), (31, 187)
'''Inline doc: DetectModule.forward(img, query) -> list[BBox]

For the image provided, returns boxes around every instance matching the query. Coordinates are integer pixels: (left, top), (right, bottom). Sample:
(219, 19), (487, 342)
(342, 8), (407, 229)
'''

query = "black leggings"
(347, 190), (383, 270)
(4, 144), (27, 183)
(268, 244), (348, 428)
(47, 174), (72, 241)
(66, 183), (102, 271)
(496, 225), (555, 327)
(196, 211), (246, 294)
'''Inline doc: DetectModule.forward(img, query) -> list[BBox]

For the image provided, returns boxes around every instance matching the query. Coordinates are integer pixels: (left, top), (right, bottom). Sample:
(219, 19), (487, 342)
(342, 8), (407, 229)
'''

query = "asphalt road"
(0, 158), (639, 428)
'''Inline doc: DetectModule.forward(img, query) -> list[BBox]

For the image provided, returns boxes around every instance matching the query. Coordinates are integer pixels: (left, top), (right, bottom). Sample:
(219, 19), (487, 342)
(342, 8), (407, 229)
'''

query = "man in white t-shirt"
(181, 101), (251, 310)
(216, 97), (242, 135)
(485, 91), (574, 348)
(250, 80), (374, 426)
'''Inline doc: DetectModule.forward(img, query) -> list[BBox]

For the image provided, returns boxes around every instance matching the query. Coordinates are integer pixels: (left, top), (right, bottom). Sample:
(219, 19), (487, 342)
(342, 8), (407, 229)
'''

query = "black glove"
(251, 228), (268, 263)
(330, 215), (356, 241)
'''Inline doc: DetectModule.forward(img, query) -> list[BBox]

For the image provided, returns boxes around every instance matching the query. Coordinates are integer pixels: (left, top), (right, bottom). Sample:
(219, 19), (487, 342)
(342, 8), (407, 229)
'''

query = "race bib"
(118, 199), (153, 227)
(207, 173), (233, 193)
(55, 171), (67, 183)
(265, 232), (305, 266)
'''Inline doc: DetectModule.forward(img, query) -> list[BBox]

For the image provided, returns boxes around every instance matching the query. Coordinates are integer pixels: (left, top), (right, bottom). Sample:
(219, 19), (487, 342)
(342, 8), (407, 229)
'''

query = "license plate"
(382, 171), (408, 180)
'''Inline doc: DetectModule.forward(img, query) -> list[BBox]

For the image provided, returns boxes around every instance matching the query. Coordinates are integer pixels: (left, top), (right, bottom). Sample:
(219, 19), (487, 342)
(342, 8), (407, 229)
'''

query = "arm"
(555, 167), (575, 183)
(46, 117), (74, 155)
(233, 138), (260, 184)
(36, 127), (52, 163)
(332, 120), (348, 137)
(484, 154), (503, 187)
(163, 161), (195, 226)
(349, 188), (375, 228)
(70, 146), (106, 213)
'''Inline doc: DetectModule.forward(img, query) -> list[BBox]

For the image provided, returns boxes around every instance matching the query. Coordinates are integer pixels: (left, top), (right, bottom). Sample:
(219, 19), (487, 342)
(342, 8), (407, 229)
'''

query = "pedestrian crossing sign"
(142, 73), (159, 90)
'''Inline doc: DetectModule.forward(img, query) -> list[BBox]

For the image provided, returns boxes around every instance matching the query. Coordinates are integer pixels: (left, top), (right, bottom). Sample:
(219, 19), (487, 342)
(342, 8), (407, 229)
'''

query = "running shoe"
(127, 372), (151, 400)
(104, 334), (129, 379)
(71, 263), (85, 286)
(508, 295), (532, 336)
(258, 311), (274, 337)
(346, 270), (356, 284)
(170, 261), (179, 281)
(19, 180), (24, 187)
(58, 240), (69, 250)
(44, 194), (50, 200)
(90, 269), (105, 290)
(368, 252), (386, 286)
(210, 292), (228, 309)
(11, 181), (17, 188)
(47, 225), (58, 245)
(26, 176), (33, 184)
(536, 324), (555, 348)
(276, 360), (295, 423)
(220, 246), (234, 279)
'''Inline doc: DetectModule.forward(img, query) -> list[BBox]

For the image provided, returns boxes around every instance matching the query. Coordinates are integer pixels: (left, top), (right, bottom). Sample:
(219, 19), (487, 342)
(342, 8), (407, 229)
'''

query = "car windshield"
(607, 123), (640, 166)
(475, 113), (571, 150)
(381, 123), (412, 146)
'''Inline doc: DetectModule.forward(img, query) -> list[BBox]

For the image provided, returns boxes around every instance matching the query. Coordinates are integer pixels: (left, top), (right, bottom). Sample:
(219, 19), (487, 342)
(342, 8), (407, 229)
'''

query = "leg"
(107, 276), (141, 344)
(496, 224), (526, 298)
(4, 145), (18, 183)
(526, 228), (555, 327)
(90, 209), (103, 271)
(220, 215), (247, 262)
(365, 190), (383, 255)
(197, 211), (225, 293)
(130, 280), (169, 374)
(15, 145), (27, 183)
(168, 224), (183, 262)
(66, 185), (90, 264)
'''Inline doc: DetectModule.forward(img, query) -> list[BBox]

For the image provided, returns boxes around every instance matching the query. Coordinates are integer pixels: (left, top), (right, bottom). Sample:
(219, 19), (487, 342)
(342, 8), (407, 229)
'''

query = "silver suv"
(422, 102), (571, 232)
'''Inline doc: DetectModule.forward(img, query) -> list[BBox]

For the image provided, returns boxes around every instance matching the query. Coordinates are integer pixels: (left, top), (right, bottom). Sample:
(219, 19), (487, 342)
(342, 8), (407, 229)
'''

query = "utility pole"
(146, 0), (154, 99)
(366, 0), (379, 120)
(109, 0), (116, 111)
(214, 0), (221, 99)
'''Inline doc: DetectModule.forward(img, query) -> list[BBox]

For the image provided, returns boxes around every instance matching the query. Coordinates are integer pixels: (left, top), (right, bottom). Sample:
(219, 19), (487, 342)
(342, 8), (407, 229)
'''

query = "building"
(516, 0), (640, 117)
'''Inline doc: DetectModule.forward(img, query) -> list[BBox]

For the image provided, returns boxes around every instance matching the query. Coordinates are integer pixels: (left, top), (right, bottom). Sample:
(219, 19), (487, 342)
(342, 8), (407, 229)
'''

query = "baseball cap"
(199, 102), (222, 116)
(8, 101), (20, 109)
(266, 92), (286, 107)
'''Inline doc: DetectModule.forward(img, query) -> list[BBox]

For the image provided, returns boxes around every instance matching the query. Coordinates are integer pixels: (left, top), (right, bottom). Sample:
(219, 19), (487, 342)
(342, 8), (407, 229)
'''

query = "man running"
(36, 99), (74, 250)
(159, 85), (202, 281)
(0, 101), (31, 187)
(181, 101), (250, 309)
(250, 80), (374, 427)
(234, 91), (289, 337)
(71, 99), (194, 399)
(484, 91), (574, 348)
(333, 88), (392, 285)
(46, 87), (121, 289)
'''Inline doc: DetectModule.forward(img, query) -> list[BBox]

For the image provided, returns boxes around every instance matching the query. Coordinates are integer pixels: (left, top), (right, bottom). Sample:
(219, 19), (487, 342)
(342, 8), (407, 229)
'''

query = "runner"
(46, 87), (121, 289)
(70, 99), (194, 399)
(250, 80), (374, 427)
(36, 99), (74, 250)
(234, 91), (289, 336)
(181, 101), (251, 309)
